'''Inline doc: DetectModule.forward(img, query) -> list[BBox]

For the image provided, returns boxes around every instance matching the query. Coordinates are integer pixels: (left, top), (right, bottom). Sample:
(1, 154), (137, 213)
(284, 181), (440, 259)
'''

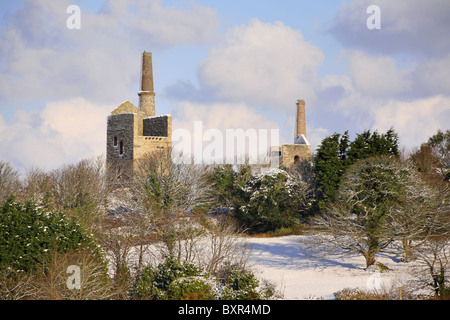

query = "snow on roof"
(144, 114), (171, 120)
(294, 134), (310, 145)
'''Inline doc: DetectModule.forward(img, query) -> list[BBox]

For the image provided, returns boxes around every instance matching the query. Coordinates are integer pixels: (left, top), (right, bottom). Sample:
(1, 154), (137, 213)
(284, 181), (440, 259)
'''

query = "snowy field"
(117, 230), (425, 300)
(245, 235), (419, 300)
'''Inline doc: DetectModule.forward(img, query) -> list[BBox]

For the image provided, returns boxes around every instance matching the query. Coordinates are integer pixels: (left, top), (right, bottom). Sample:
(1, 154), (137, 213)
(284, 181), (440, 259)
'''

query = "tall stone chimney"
(138, 51), (155, 117)
(296, 99), (306, 138)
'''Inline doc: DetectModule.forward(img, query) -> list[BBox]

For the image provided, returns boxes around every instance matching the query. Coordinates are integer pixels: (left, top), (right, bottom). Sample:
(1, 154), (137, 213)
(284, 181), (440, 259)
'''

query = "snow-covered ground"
(112, 227), (426, 300)
(245, 235), (419, 300)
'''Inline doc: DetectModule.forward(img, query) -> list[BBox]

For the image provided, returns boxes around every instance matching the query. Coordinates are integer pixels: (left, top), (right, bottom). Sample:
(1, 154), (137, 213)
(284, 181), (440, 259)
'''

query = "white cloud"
(0, 0), (219, 106)
(371, 95), (450, 150)
(40, 98), (110, 157)
(171, 101), (283, 163)
(314, 67), (449, 150)
(172, 101), (281, 137)
(344, 50), (411, 97)
(198, 19), (324, 109)
(0, 98), (111, 171)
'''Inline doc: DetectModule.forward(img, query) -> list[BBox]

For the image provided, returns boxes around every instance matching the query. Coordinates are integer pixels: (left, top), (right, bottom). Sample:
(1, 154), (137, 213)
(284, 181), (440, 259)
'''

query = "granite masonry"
(272, 99), (311, 167)
(106, 52), (172, 180)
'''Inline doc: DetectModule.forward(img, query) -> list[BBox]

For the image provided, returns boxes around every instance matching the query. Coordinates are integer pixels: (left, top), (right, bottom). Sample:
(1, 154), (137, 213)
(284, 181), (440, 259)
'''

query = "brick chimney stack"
(296, 99), (306, 138)
(138, 51), (155, 117)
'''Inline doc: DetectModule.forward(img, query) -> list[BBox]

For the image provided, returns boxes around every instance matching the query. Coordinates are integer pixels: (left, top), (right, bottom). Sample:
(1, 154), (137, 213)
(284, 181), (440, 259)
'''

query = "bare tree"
(98, 229), (134, 299)
(408, 185), (450, 297)
(48, 156), (113, 232)
(0, 160), (21, 203)
(101, 149), (251, 294)
(201, 215), (250, 275)
(19, 166), (53, 204)
(131, 149), (213, 214)
(412, 235), (450, 298)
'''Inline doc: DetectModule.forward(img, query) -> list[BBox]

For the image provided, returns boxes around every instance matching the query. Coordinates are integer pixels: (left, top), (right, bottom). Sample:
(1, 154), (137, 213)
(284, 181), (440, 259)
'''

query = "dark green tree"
(205, 164), (253, 211)
(347, 129), (399, 165)
(206, 164), (237, 209)
(314, 128), (399, 207)
(313, 156), (432, 268)
(314, 132), (348, 205)
(234, 169), (306, 233)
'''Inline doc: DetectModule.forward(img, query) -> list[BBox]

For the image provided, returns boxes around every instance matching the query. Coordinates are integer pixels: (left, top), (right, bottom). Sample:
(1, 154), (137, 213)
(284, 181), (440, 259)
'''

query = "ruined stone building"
(106, 52), (172, 180)
(272, 99), (312, 167)
(106, 51), (310, 179)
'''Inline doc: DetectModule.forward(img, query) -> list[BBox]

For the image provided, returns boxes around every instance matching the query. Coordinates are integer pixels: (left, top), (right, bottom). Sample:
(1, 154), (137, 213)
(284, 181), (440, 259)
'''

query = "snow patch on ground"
(245, 235), (417, 300)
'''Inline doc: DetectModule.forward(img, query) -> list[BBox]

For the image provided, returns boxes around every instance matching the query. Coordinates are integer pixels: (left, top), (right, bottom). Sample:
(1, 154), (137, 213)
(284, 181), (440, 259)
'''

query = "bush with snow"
(129, 257), (275, 300)
(0, 198), (103, 272)
(234, 168), (306, 233)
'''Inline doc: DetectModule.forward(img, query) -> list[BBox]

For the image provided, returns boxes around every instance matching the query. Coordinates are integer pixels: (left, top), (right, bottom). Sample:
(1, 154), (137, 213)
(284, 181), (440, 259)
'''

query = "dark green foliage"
(314, 128), (399, 207)
(206, 164), (238, 208)
(314, 133), (346, 204)
(218, 264), (262, 300)
(207, 164), (308, 233)
(143, 161), (177, 211)
(129, 258), (275, 300)
(234, 169), (304, 233)
(343, 156), (409, 236)
(206, 164), (253, 210)
(332, 156), (420, 267)
(346, 129), (399, 165)
(128, 263), (162, 299)
(129, 257), (204, 300)
(154, 258), (203, 290)
(0, 198), (102, 272)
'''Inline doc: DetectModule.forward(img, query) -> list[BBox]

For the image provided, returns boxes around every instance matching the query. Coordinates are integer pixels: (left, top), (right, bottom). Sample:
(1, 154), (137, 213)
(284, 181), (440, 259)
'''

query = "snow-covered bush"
(234, 168), (306, 233)
(129, 257), (205, 300)
(0, 198), (104, 272)
(129, 258), (276, 300)
(217, 263), (264, 300)
(167, 276), (216, 300)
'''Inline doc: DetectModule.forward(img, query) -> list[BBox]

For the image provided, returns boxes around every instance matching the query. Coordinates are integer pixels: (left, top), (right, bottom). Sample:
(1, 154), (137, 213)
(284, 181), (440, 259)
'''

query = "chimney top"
(141, 51), (154, 92)
(296, 99), (306, 139)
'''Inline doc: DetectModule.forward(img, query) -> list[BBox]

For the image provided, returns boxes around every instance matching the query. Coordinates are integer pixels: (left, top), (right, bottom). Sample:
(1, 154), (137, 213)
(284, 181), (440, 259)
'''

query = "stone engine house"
(272, 99), (311, 167)
(106, 52), (172, 180)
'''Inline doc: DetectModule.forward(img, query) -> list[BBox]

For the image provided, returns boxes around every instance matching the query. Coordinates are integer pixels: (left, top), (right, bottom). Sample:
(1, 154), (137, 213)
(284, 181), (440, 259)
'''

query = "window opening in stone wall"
(294, 155), (300, 163)
(113, 136), (118, 147)
(119, 140), (124, 155)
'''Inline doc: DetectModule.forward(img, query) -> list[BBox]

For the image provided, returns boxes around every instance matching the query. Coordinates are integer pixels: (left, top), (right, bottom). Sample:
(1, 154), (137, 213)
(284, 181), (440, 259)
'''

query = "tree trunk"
(402, 239), (413, 262)
(364, 250), (377, 268)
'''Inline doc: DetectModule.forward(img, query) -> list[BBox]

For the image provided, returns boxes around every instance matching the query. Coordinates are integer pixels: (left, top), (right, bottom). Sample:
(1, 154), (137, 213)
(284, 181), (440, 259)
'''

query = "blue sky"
(0, 0), (449, 171)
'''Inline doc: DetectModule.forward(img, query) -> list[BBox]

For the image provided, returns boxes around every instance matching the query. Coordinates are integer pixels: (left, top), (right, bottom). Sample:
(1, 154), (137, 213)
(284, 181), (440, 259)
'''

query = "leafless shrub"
(34, 250), (112, 300)
(19, 166), (53, 204)
(334, 286), (416, 300)
(131, 149), (214, 214)
(0, 160), (20, 202)
(0, 267), (40, 300)
(0, 250), (112, 300)
(200, 215), (250, 275)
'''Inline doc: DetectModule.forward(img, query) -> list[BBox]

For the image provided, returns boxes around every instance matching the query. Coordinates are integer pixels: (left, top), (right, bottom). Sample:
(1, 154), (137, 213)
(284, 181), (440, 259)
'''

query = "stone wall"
(106, 113), (136, 180)
(133, 136), (172, 162)
(143, 115), (169, 137)
(282, 144), (311, 167)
